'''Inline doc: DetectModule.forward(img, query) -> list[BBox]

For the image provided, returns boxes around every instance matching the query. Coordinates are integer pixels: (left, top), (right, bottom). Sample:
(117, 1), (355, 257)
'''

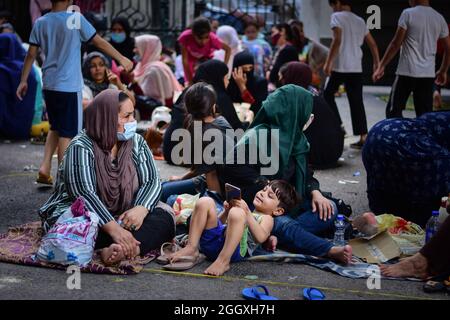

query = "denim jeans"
(161, 176), (207, 203)
(272, 201), (344, 257)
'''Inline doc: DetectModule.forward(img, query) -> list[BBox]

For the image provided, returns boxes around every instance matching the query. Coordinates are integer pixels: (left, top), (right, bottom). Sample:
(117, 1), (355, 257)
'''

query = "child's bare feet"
(327, 245), (353, 265)
(204, 258), (230, 276)
(352, 212), (378, 236)
(380, 253), (429, 279)
(170, 244), (199, 263)
(101, 244), (125, 266)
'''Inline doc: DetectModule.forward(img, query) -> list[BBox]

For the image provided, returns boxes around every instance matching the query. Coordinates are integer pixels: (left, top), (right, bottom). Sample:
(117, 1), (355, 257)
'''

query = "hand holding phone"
(225, 183), (241, 203)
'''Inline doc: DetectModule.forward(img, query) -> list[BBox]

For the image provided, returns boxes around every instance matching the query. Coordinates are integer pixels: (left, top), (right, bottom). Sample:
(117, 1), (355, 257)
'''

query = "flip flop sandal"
(423, 281), (447, 294)
(242, 285), (279, 300)
(303, 288), (326, 300)
(36, 173), (53, 186)
(156, 242), (181, 265)
(162, 254), (206, 271)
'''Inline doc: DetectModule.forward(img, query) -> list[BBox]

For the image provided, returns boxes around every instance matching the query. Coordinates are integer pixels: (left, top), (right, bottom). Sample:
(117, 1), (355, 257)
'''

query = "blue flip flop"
(242, 285), (279, 300)
(303, 288), (326, 300)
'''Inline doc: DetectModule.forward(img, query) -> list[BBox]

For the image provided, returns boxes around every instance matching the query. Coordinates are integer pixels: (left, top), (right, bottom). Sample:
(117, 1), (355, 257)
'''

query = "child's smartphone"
(225, 183), (241, 202)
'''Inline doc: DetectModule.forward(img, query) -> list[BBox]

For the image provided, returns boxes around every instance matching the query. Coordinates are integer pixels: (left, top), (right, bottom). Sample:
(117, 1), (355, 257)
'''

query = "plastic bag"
(173, 194), (200, 225)
(36, 197), (99, 267)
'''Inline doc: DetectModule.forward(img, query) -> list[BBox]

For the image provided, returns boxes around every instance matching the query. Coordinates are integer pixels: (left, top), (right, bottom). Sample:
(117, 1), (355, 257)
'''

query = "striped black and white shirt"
(39, 131), (162, 232)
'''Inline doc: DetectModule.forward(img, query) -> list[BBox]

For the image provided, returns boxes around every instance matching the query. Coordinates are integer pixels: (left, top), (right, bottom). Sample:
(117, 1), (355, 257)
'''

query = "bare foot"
(327, 245), (353, 265)
(263, 236), (278, 252)
(352, 212), (378, 236)
(204, 258), (230, 276)
(101, 244), (125, 266)
(380, 253), (429, 279)
(170, 244), (199, 264)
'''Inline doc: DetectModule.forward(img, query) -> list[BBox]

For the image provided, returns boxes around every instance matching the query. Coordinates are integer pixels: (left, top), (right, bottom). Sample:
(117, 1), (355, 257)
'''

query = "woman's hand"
(169, 175), (182, 181)
(104, 222), (141, 259)
(311, 190), (334, 221)
(107, 69), (123, 89)
(119, 206), (148, 232)
(232, 67), (248, 92)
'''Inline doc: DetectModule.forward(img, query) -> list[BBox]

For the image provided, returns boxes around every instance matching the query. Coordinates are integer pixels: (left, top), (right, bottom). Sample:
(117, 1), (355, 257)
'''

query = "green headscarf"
(236, 84), (313, 197)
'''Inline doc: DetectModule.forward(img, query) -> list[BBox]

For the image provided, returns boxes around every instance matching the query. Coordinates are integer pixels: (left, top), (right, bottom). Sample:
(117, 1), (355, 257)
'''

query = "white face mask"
(303, 114), (315, 131)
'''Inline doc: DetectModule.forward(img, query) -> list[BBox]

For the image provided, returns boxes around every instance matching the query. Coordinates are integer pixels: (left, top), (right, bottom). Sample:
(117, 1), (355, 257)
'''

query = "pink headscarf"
(133, 35), (182, 103)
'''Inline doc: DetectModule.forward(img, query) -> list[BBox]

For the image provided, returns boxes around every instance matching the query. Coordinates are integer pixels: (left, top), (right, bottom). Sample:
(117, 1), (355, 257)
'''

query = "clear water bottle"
(333, 215), (346, 247)
(425, 211), (441, 243)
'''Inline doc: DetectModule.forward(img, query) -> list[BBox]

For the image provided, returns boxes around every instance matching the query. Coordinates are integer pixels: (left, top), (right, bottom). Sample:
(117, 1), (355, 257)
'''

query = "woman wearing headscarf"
(133, 35), (182, 108)
(213, 25), (242, 77)
(82, 51), (130, 109)
(268, 23), (299, 87)
(227, 50), (268, 115)
(0, 33), (37, 139)
(279, 62), (344, 168)
(194, 59), (244, 130)
(220, 85), (352, 262)
(39, 89), (175, 265)
(109, 17), (135, 62)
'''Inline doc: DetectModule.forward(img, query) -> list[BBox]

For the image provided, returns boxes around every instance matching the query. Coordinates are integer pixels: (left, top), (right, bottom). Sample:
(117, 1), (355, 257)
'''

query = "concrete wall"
(299, 0), (333, 43)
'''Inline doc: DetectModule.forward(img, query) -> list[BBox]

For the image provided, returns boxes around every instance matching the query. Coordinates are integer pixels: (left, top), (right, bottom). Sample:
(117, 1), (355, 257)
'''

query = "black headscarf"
(109, 17), (136, 61)
(194, 60), (244, 130)
(227, 50), (268, 115)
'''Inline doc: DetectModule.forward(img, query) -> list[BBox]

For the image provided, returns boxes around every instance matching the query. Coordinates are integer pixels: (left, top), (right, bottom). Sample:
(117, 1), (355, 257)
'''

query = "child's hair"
(192, 17), (212, 37)
(328, 0), (352, 6)
(275, 23), (294, 42)
(183, 82), (217, 130)
(289, 20), (305, 51)
(266, 180), (301, 212)
(0, 10), (12, 22)
(244, 20), (260, 31)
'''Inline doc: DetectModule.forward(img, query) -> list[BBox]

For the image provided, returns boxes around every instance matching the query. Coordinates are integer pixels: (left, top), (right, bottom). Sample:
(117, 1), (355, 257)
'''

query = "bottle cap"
(337, 214), (344, 221)
(432, 211), (439, 216)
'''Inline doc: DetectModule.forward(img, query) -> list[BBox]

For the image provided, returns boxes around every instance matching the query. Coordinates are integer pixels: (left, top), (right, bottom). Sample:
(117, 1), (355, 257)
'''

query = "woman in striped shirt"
(39, 89), (175, 265)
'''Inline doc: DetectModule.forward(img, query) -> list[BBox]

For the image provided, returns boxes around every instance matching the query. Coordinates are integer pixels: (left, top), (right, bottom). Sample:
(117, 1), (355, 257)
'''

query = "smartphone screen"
(225, 183), (241, 202)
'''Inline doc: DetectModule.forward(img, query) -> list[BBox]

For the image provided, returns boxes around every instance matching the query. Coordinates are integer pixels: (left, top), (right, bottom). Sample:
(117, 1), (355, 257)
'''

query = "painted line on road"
(142, 268), (439, 301)
(0, 173), (36, 180)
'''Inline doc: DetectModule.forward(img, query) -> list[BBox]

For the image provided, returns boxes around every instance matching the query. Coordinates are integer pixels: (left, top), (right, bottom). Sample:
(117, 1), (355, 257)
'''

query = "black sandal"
(350, 140), (365, 150)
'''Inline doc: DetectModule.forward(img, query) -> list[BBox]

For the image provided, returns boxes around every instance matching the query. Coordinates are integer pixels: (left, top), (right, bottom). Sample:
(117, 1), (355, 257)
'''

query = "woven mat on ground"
(0, 222), (157, 275)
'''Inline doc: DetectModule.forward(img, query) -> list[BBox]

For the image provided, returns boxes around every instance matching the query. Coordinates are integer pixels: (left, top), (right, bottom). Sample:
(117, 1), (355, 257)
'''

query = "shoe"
(350, 140), (365, 150)
(36, 173), (53, 186)
(156, 242), (181, 265)
(162, 254), (206, 271)
(242, 285), (279, 300)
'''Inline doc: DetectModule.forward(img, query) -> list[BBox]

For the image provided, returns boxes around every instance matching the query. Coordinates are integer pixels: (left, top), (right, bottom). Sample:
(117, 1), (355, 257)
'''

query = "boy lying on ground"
(166, 180), (299, 276)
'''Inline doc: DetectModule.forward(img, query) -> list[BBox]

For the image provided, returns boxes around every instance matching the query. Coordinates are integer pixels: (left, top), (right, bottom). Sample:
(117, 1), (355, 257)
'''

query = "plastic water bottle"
(425, 211), (441, 243)
(438, 197), (449, 224)
(333, 215), (346, 247)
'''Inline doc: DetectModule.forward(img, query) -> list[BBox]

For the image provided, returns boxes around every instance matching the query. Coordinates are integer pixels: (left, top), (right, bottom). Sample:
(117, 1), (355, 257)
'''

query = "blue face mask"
(111, 32), (127, 44)
(117, 121), (137, 141)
